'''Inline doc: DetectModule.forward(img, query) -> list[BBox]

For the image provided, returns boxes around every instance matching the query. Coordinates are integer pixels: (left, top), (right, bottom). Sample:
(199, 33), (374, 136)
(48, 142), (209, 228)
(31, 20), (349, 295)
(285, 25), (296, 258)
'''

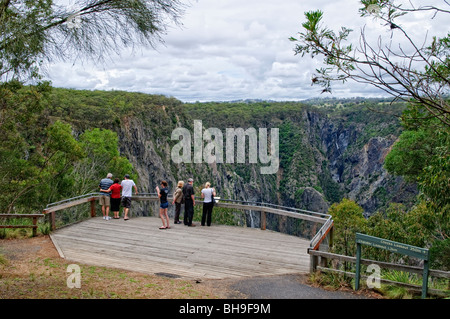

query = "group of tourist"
(98, 173), (138, 221)
(98, 174), (216, 230)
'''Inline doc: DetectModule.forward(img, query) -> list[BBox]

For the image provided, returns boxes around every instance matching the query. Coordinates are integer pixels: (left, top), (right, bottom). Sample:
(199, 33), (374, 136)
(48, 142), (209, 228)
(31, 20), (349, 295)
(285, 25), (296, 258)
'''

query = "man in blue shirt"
(99, 173), (114, 220)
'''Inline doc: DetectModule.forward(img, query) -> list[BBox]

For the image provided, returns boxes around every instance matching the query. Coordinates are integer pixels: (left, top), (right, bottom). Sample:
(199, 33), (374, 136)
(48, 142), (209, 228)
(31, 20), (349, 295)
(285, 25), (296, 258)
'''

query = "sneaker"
(103, 216), (106, 220)
(106, 216), (111, 220)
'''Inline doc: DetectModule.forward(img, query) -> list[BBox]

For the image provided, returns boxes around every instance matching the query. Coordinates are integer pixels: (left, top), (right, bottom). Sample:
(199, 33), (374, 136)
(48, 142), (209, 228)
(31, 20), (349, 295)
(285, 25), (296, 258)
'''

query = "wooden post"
(32, 216), (38, 237)
(328, 225), (334, 249)
(309, 248), (318, 273)
(260, 211), (266, 230)
(319, 254), (328, 269)
(50, 211), (56, 231)
(90, 198), (96, 218)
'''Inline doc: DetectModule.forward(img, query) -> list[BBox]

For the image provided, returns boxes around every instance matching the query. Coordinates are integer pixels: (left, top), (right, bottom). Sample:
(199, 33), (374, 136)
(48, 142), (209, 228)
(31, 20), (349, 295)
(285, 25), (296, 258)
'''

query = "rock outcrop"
(113, 104), (416, 217)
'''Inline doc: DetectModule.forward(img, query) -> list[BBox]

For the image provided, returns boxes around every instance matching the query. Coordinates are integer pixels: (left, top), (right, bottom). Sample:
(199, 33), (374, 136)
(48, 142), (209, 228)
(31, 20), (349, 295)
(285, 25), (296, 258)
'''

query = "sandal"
(159, 226), (167, 229)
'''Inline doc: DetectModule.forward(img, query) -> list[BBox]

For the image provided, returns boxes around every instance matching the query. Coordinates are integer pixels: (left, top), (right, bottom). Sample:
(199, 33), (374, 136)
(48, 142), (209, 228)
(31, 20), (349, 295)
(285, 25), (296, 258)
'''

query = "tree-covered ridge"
(48, 88), (185, 129)
(0, 83), (138, 213)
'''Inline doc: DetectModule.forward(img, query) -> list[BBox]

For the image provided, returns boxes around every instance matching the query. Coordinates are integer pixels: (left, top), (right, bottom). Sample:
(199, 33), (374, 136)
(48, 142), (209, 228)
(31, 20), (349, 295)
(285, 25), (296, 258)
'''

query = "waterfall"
(249, 210), (255, 228)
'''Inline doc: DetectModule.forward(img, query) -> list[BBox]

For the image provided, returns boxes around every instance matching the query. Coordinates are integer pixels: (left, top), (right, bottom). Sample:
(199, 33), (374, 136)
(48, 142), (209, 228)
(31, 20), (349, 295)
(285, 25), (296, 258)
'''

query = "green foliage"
(364, 202), (449, 270)
(318, 162), (343, 204)
(0, 81), (84, 212)
(65, 128), (137, 197)
(0, 0), (184, 80)
(309, 270), (353, 291)
(385, 129), (435, 182)
(328, 198), (366, 256)
(0, 81), (136, 213)
(383, 104), (449, 270)
(193, 205), (246, 226)
(292, 2), (449, 126)
(382, 98), (449, 270)
(186, 100), (306, 128)
(279, 121), (303, 170)
(430, 238), (450, 271)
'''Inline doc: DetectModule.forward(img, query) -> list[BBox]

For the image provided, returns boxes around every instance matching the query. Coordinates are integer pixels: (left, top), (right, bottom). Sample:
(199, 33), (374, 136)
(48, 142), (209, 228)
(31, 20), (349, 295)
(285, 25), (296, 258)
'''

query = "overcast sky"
(45, 0), (448, 102)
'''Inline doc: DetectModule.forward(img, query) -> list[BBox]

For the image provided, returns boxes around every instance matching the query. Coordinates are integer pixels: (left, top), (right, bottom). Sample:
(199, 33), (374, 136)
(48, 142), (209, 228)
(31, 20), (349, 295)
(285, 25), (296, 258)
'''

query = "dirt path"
(0, 236), (229, 299)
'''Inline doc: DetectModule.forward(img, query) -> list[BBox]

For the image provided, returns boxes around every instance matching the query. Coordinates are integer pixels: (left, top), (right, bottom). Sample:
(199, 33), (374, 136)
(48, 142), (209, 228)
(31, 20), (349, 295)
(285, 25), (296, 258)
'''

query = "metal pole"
(355, 242), (361, 291)
(422, 259), (429, 299)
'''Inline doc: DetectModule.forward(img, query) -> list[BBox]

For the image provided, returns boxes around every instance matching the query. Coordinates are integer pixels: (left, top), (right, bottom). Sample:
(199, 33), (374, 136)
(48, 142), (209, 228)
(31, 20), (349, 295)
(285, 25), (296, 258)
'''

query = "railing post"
(328, 224), (334, 249)
(309, 248), (318, 273)
(319, 254), (328, 269)
(50, 211), (56, 231)
(90, 197), (96, 218)
(261, 211), (266, 230)
(32, 216), (37, 237)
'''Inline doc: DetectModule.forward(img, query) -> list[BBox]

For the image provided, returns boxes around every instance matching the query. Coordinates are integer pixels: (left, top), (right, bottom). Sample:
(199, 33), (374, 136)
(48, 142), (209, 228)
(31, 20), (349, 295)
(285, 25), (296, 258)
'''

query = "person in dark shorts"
(183, 178), (195, 226)
(121, 174), (138, 220)
(102, 178), (122, 219)
(156, 180), (170, 229)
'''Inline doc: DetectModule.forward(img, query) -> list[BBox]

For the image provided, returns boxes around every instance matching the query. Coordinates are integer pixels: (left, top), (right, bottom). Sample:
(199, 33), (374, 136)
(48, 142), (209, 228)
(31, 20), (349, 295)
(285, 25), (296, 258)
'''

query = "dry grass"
(0, 236), (231, 299)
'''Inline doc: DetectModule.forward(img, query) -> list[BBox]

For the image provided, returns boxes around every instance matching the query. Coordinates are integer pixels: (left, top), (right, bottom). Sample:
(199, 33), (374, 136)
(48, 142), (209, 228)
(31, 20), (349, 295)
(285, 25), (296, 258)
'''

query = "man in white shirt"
(121, 174), (138, 220)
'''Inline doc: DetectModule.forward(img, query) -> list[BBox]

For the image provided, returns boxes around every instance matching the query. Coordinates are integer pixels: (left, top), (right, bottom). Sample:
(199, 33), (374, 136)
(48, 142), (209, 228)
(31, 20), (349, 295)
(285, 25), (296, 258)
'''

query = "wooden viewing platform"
(50, 216), (311, 280)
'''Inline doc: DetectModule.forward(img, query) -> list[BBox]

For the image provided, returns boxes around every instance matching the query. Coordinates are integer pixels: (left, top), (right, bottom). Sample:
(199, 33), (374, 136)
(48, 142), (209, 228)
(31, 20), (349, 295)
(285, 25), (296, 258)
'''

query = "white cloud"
(46, 0), (448, 102)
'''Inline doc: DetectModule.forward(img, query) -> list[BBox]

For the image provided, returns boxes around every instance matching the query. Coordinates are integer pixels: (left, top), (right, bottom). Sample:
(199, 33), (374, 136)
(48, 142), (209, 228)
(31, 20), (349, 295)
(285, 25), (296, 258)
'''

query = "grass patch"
(309, 269), (449, 299)
(0, 254), (8, 266)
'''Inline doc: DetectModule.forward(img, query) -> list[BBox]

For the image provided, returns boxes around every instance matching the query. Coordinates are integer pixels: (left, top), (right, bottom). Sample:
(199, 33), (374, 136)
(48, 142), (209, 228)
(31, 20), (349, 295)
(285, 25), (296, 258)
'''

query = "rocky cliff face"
(112, 101), (416, 217)
(310, 110), (417, 215)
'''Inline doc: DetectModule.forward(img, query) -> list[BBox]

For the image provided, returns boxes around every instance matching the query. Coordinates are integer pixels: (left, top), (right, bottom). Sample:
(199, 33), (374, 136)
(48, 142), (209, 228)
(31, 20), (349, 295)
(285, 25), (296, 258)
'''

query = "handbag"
(211, 188), (215, 207)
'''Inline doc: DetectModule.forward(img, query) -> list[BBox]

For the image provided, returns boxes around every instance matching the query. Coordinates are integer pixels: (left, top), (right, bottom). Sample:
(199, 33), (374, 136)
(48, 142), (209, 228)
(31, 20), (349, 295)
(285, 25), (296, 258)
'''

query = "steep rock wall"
(114, 106), (416, 216)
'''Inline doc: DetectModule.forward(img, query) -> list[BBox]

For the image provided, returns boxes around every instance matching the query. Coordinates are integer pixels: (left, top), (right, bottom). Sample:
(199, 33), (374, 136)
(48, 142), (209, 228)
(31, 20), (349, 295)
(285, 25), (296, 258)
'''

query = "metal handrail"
(132, 194), (331, 223)
(213, 198), (330, 218)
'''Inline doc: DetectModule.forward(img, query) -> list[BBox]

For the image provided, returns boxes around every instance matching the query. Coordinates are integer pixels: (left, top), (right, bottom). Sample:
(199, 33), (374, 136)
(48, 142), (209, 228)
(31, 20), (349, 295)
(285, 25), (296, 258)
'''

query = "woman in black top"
(156, 180), (170, 229)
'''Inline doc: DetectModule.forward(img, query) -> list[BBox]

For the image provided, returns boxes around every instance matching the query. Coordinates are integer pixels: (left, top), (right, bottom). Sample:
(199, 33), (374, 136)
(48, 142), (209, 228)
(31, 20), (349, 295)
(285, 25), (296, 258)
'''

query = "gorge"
(49, 89), (417, 217)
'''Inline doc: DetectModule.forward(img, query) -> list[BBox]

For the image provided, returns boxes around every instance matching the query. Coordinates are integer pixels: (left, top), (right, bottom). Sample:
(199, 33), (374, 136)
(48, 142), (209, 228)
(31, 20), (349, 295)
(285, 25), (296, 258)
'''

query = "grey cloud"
(46, 0), (444, 102)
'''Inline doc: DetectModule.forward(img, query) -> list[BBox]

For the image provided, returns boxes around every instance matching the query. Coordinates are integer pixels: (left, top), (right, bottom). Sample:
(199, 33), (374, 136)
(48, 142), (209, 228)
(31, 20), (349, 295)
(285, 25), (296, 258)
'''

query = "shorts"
(111, 197), (121, 211)
(121, 197), (132, 208)
(160, 202), (169, 209)
(99, 195), (110, 207)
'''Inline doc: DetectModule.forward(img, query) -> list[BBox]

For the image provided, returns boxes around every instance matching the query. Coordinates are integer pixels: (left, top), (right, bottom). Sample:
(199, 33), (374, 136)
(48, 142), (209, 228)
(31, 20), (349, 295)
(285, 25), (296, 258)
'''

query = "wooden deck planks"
(51, 217), (310, 279)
